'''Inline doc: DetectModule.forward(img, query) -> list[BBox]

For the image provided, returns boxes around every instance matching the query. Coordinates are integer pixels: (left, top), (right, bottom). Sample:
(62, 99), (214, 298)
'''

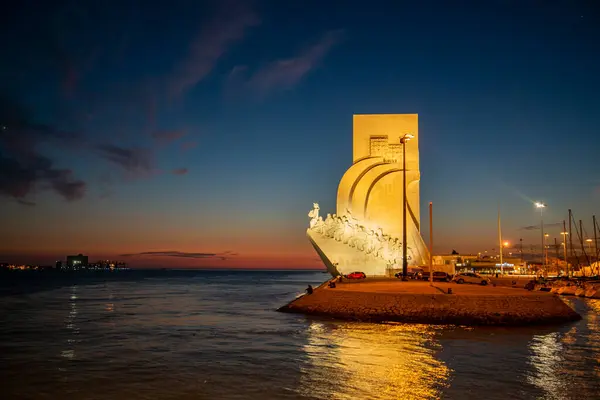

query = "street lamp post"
(561, 231), (568, 276)
(501, 241), (509, 274)
(400, 133), (414, 281)
(544, 233), (549, 269)
(535, 202), (546, 268)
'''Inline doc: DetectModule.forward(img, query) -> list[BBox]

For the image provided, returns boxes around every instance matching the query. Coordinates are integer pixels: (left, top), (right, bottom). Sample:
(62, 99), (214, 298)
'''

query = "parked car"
(395, 268), (423, 280)
(345, 271), (366, 280)
(452, 272), (491, 285)
(421, 271), (451, 282)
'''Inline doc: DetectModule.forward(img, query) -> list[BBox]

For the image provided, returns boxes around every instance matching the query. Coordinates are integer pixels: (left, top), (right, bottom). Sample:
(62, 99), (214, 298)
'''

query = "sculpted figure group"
(307, 203), (411, 267)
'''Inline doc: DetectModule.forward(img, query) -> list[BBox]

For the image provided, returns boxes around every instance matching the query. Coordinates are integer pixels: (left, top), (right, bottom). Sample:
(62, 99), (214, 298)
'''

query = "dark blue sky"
(1, 0), (598, 266)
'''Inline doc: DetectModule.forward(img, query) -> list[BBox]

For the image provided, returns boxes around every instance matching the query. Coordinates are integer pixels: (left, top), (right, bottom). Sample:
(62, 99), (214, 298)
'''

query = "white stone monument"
(307, 114), (430, 277)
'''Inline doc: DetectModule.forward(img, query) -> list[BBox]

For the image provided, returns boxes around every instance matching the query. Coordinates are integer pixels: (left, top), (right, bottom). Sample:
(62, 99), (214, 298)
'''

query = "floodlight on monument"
(400, 133), (414, 143)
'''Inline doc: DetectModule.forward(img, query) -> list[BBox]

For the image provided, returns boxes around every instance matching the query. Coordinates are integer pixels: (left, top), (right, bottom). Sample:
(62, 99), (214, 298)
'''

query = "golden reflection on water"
(527, 331), (565, 399)
(62, 285), (79, 360)
(586, 299), (600, 378)
(298, 321), (450, 400)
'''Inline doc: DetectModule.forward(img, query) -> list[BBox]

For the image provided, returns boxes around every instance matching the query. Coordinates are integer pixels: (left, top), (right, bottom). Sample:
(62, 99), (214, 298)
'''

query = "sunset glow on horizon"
(1, 1), (598, 268)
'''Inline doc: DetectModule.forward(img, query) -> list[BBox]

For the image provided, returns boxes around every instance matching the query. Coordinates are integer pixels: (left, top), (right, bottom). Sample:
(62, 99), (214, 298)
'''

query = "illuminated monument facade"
(307, 114), (429, 277)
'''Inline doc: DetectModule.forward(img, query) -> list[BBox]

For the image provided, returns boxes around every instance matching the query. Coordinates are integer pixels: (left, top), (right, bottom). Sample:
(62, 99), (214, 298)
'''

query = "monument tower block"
(307, 114), (429, 277)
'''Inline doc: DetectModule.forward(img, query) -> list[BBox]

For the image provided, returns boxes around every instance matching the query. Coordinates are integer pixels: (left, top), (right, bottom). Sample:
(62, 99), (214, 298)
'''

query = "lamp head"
(534, 202), (546, 208)
(400, 133), (414, 143)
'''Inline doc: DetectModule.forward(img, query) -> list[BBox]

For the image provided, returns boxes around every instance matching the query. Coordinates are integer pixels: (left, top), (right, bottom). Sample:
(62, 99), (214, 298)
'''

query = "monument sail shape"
(307, 114), (430, 277)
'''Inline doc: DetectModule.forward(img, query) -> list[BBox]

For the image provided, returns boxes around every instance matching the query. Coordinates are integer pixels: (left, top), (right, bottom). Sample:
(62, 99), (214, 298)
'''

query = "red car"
(345, 271), (366, 280)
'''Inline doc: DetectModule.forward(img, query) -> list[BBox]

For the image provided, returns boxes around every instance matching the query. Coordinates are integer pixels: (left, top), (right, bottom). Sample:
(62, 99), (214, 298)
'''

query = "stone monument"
(307, 114), (429, 277)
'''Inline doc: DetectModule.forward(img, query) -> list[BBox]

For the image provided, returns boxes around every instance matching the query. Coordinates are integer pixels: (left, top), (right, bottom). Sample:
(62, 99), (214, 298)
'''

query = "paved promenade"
(330, 280), (540, 296)
(279, 279), (581, 326)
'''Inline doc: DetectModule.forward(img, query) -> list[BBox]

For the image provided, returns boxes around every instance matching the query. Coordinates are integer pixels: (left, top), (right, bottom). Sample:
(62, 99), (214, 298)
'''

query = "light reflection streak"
(62, 285), (79, 360)
(585, 299), (600, 377)
(298, 321), (450, 400)
(527, 332), (566, 399)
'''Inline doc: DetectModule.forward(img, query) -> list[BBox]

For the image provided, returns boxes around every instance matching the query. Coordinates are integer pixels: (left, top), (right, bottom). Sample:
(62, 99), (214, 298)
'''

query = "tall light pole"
(502, 241), (509, 274)
(544, 233), (549, 269)
(498, 206), (503, 275)
(429, 202), (433, 286)
(400, 133), (414, 281)
(535, 202), (546, 267)
(561, 230), (568, 276)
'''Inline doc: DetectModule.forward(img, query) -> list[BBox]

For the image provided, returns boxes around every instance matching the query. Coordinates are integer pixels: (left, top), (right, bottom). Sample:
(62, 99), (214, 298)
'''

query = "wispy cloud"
(0, 96), (87, 204)
(168, 1), (260, 97)
(95, 144), (154, 174)
(120, 250), (237, 260)
(247, 30), (344, 95)
(181, 141), (198, 152)
(0, 154), (86, 204)
(519, 222), (563, 231)
(172, 168), (189, 175)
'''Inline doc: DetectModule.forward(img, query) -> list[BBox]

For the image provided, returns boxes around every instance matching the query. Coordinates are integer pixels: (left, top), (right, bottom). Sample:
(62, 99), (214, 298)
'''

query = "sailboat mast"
(580, 219), (587, 276)
(498, 206), (503, 275)
(594, 215), (598, 261)
(563, 220), (568, 276)
(569, 209), (574, 266)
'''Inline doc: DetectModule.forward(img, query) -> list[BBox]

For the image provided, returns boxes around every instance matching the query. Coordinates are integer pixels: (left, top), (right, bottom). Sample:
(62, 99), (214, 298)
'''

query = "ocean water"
(1, 270), (599, 400)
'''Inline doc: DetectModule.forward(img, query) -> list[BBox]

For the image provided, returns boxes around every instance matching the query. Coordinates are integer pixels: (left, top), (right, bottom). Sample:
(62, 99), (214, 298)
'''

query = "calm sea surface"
(1, 270), (599, 400)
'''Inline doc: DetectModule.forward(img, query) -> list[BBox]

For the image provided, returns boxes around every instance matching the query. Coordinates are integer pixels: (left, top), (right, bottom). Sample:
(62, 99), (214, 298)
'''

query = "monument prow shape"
(307, 114), (430, 277)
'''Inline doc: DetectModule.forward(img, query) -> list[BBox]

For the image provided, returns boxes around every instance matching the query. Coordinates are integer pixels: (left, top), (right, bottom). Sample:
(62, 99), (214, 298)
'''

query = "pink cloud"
(247, 30), (344, 94)
(152, 129), (187, 143)
(168, 2), (260, 97)
(172, 168), (189, 176)
(181, 141), (198, 152)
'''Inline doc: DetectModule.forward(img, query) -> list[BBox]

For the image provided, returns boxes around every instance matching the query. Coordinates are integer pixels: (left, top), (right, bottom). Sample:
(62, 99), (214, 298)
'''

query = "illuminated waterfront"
(1, 270), (599, 399)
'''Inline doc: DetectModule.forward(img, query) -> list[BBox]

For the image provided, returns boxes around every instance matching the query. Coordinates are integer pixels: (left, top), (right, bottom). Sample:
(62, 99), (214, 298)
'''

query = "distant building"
(432, 254), (478, 274)
(66, 254), (88, 268)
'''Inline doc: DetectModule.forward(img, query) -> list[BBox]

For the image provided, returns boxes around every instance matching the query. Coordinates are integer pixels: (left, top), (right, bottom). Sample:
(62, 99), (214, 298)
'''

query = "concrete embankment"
(278, 281), (581, 326)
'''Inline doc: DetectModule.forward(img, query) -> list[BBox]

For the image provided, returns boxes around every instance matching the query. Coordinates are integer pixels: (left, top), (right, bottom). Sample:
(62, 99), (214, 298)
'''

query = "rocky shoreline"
(278, 282), (582, 326)
(535, 280), (600, 298)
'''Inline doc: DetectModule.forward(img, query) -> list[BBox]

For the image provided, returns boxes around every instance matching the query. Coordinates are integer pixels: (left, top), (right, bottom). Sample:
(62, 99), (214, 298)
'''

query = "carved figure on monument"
(364, 230), (377, 255)
(390, 238), (401, 266)
(308, 203), (320, 229)
(371, 228), (386, 259)
(346, 209), (359, 226)
(352, 226), (368, 251)
(325, 215), (335, 238)
(313, 216), (325, 234)
(333, 216), (346, 242)
(341, 218), (354, 244)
